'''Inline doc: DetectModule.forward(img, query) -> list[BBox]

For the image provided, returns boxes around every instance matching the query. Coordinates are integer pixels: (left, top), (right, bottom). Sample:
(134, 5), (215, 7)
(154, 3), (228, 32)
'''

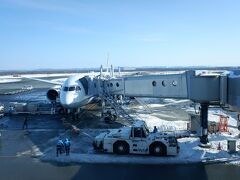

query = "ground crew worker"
(64, 138), (71, 156)
(22, 116), (28, 130)
(56, 138), (64, 157)
(238, 113), (240, 131)
(153, 126), (158, 133)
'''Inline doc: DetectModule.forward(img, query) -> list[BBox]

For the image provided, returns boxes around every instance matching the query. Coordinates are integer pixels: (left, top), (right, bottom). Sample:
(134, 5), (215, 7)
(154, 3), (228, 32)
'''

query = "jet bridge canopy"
(103, 70), (240, 111)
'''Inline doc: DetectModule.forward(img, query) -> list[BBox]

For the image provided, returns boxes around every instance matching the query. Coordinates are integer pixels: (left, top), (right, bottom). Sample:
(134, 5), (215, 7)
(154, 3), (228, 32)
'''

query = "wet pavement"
(1, 155), (240, 180)
(1, 112), (240, 180)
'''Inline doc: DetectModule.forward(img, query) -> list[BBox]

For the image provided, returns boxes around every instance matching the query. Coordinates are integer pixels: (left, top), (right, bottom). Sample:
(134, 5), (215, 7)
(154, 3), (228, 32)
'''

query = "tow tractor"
(93, 120), (179, 156)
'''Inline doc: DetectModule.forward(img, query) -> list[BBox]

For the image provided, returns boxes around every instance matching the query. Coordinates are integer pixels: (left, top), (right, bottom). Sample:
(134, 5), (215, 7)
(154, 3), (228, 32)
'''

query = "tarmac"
(1, 74), (240, 179)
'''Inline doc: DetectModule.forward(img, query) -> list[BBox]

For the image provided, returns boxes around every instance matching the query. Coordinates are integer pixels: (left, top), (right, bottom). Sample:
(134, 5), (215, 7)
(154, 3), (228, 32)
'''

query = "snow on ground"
(0, 73), (81, 84)
(0, 73), (77, 79)
(0, 73), (75, 84)
(0, 78), (22, 83)
(51, 78), (67, 84)
(39, 98), (240, 165)
(133, 113), (188, 132)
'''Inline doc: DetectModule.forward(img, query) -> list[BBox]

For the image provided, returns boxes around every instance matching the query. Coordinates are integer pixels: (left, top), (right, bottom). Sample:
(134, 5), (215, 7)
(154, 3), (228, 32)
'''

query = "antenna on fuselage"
(100, 64), (103, 77)
(118, 66), (121, 76)
(110, 64), (114, 77)
(106, 52), (109, 73)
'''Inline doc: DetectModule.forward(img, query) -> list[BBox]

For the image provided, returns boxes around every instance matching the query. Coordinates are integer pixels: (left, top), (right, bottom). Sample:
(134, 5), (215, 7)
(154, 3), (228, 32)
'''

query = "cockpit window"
(69, 86), (75, 91)
(63, 86), (81, 91)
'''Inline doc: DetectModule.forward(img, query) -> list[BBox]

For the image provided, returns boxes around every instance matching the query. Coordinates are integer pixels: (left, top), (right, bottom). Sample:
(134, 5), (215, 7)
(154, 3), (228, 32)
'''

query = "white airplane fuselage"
(60, 75), (94, 109)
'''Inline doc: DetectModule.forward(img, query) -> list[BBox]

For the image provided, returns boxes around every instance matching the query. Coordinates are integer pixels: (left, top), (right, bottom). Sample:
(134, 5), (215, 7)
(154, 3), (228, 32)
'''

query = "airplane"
(22, 65), (115, 114)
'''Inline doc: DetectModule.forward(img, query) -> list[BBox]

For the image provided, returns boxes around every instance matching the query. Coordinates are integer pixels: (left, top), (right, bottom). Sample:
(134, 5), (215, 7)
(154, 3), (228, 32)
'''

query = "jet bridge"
(102, 70), (240, 145)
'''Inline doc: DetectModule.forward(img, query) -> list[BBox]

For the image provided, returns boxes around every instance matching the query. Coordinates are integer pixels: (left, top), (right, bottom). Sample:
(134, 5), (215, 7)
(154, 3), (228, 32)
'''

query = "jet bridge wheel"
(113, 141), (129, 155)
(149, 142), (166, 156)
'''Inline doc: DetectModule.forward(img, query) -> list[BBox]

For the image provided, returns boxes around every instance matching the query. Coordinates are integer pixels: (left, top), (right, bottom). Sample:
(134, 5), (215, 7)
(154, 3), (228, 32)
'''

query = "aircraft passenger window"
(76, 86), (81, 91)
(116, 82), (119, 87)
(64, 87), (68, 91)
(110, 83), (113, 87)
(69, 87), (75, 91)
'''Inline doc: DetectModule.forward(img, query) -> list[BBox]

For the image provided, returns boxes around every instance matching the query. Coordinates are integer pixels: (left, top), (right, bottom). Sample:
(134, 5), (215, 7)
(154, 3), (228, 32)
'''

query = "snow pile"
(133, 113), (188, 132)
(39, 98), (240, 165)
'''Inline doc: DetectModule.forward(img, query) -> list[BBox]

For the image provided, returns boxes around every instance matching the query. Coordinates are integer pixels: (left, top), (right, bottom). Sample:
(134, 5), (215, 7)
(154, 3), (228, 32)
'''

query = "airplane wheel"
(112, 114), (117, 121)
(72, 114), (77, 121)
(104, 116), (111, 123)
(58, 108), (64, 114)
(113, 141), (129, 155)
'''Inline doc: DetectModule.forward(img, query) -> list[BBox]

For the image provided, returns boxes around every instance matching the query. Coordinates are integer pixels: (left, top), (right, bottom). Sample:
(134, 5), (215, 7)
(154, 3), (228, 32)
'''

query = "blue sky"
(0, 0), (240, 70)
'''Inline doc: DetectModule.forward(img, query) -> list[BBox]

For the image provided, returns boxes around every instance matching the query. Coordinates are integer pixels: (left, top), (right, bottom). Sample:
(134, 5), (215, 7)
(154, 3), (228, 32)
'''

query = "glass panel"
(76, 86), (81, 91)
(63, 87), (68, 91)
(69, 86), (75, 91)
(141, 128), (146, 138)
(134, 127), (142, 138)
(144, 124), (150, 135)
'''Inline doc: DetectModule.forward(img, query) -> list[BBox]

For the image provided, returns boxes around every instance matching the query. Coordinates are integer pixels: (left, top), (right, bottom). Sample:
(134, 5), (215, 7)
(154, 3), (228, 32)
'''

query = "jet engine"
(47, 86), (61, 101)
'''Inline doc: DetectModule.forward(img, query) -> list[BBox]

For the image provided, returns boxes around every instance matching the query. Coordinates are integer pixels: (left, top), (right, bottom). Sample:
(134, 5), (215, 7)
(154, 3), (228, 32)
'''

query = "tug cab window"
(141, 128), (146, 138)
(133, 127), (146, 138)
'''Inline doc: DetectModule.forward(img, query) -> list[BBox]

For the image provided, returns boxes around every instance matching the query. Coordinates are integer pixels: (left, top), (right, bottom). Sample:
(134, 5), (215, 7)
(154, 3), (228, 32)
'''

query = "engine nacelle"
(47, 86), (61, 101)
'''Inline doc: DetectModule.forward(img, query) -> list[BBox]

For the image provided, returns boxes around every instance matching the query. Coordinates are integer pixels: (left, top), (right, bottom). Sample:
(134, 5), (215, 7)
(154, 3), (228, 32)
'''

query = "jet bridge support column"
(199, 103), (210, 147)
(101, 96), (106, 118)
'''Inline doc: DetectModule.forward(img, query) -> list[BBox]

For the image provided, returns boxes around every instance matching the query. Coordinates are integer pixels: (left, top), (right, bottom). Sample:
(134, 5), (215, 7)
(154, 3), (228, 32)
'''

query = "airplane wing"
(21, 76), (66, 85)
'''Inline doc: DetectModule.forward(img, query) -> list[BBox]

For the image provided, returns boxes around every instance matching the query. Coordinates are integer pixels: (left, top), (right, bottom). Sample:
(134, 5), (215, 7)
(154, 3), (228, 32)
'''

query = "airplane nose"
(60, 93), (74, 108)
(64, 98), (72, 105)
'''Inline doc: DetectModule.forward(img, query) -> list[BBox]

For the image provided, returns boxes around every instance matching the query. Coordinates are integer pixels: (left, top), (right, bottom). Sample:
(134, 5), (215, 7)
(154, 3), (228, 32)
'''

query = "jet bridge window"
(172, 80), (177, 86)
(152, 81), (157, 87)
(162, 80), (166, 87)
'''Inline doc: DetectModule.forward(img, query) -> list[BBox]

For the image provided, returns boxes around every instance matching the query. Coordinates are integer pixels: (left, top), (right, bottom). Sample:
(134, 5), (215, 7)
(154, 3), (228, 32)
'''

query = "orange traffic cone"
(217, 142), (221, 150)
